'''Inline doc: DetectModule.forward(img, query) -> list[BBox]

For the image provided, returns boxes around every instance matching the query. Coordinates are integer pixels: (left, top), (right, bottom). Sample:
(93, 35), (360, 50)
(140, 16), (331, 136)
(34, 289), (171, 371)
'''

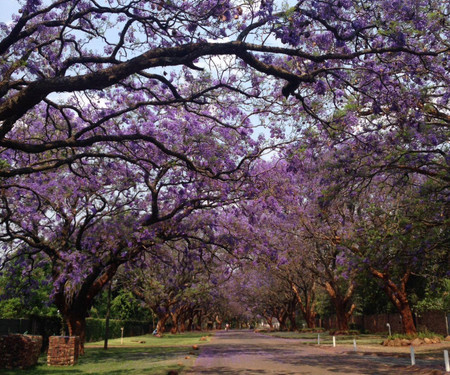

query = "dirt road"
(185, 330), (447, 374)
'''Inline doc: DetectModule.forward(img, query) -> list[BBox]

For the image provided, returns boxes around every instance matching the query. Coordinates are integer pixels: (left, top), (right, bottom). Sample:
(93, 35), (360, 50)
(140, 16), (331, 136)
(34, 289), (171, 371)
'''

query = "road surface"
(185, 330), (446, 375)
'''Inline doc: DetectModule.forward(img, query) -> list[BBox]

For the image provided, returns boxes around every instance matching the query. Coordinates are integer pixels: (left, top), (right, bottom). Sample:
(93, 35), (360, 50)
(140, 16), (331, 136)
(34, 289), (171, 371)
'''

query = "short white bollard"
(444, 350), (450, 372)
(353, 338), (357, 352)
(333, 336), (336, 347)
(120, 327), (124, 345)
(318, 334), (320, 345)
(410, 346), (416, 366)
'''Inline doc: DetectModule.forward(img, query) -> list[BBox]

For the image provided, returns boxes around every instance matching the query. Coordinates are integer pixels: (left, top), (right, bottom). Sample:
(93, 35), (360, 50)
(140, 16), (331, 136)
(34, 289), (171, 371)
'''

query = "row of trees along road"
(0, 0), (448, 350)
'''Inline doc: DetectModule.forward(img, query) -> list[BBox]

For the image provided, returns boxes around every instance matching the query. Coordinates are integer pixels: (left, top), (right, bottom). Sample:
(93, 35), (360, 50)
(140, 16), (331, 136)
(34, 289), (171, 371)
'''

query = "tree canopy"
(0, 0), (448, 342)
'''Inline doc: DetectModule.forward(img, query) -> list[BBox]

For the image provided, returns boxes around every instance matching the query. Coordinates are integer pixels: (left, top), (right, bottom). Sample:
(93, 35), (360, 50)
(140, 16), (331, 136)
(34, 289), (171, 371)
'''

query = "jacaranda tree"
(0, 0), (448, 341)
(0, 99), (261, 350)
(0, 0), (448, 177)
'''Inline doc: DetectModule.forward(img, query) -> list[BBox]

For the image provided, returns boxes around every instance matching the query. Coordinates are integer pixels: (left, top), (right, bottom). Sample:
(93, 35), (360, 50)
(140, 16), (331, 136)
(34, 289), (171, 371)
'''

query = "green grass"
(0, 332), (211, 375)
(264, 331), (384, 345)
(86, 331), (212, 348)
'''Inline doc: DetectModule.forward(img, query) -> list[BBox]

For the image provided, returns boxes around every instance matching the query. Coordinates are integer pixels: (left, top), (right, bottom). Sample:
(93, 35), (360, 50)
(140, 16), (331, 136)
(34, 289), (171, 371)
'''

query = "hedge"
(85, 318), (153, 342)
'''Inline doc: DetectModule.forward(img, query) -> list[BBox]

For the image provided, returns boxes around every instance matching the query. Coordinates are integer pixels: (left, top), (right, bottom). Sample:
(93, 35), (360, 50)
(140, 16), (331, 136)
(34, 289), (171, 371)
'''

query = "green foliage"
(111, 291), (152, 321)
(0, 158), (10, 170)
(354, 270), (396, 315)
(0, 298), (26, 318)
(0, 263), (58, 318)
(415, 279), (450, 313)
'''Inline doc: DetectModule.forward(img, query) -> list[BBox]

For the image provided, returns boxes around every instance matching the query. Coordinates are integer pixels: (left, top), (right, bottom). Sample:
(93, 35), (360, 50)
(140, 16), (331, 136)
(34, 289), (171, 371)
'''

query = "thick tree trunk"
(324, 281), (355, 332)
(291, 283), (316, 328)
(288, 312), (297, 331)
(185, 307), (195, 331)
(334, 302), (350, 331)
(304, 310), (316, 329)
(170, 311), (179, 334)
(196, 310), (203, 330)
(52, 262), (119, 355)
(370, 268), (417, 335)
(287, 296), (298, 331)
(278, 309), (288, 331)
(53, 290), (89, 354)
(156, 313), (169, 334)
(399, 304), (416, 334)
(186, 318), (193, 331)
(215, 315), (223, 330)
(65, 313), (87, 354)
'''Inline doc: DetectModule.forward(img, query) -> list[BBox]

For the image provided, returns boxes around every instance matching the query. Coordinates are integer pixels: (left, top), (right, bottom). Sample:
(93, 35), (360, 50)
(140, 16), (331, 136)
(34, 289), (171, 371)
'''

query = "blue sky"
(0, 0), (19, 23)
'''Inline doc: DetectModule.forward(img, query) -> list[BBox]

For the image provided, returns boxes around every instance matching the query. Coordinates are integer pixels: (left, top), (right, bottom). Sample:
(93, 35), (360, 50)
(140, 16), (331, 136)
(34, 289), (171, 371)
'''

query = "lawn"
(0, 332), (211, 375)
(264, 330), (385, 345)
(262, 331), (450, 359)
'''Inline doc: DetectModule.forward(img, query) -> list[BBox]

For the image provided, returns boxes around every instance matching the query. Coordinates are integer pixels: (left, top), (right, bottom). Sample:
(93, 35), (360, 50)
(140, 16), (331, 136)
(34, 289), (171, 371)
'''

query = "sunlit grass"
(264, 331), (386, 345)
(0, 332), (212, 375)
(263, 331), (450, 359)
(86, 331), (212, 347)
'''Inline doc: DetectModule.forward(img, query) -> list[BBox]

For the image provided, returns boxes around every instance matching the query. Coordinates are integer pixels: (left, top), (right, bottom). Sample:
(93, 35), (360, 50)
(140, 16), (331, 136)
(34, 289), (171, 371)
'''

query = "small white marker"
(410, 346), (416, 366)
(444, 350), (449, 372)
(333, 336), (336, 347)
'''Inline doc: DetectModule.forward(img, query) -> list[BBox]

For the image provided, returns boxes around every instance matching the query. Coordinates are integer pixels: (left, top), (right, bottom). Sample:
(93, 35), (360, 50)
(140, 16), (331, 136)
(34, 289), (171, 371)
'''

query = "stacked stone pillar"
(47, 336), (80, 366)
(0, 334), (42, 369)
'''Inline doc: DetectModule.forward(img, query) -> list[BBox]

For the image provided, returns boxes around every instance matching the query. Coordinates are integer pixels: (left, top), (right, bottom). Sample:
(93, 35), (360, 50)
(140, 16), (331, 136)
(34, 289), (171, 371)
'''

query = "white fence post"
(410, 346), (416, 366)
(444, 350), (449, 372)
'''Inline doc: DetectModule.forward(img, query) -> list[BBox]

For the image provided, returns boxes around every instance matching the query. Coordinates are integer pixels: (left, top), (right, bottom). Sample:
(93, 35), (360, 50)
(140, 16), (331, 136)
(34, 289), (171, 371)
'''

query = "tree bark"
(287, 296), (298, 331)
(288, 311), (297, 331)
(291, 283), (316, 328)
(170, 311), (179, 334)
(369, 267), (417, 335)
(215, 315), (223, 330)
(277, 309), (288, 331)
(156, 313), (170, 334)
(66, 313), (87, 354)
(324, 281), (355, 331)
(52, 262), (120, 354)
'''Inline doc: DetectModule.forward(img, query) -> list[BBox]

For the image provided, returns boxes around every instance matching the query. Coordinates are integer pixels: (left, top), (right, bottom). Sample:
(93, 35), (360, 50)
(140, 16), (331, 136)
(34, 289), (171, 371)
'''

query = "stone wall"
(0, 334), (43, 369)
(47, 336), (80, 366)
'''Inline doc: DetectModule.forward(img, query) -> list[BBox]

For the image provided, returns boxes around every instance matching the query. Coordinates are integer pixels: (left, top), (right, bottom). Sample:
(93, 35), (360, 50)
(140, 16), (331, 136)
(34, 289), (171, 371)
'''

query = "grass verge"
(0, 332), (212, 375)
(264, 331), (384, 345)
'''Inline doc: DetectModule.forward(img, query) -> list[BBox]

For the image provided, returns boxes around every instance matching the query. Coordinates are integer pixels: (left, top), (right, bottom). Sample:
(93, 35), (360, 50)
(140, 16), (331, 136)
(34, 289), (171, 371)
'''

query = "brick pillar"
(47, 336), (80, 366)
(0, 334), (42, 369)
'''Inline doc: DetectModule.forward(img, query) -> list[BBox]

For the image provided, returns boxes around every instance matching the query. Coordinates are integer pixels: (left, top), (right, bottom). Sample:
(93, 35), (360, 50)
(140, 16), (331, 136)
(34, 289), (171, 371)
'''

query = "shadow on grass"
(0, 346), (192, 375)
